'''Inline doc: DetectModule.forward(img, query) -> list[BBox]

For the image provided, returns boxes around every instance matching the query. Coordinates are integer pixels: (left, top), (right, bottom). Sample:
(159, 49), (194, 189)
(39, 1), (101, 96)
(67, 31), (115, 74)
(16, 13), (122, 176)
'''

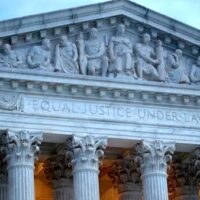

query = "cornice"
(0, 69), (200, 108)
(0, 0), (199, 53)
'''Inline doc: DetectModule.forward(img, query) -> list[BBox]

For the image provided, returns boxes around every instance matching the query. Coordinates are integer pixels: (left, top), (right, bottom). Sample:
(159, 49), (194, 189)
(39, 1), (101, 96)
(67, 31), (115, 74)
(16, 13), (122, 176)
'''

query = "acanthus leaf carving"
(44, 154), (72, 183)
(135, 140), (175, 174)
(4, 130), (43, 167)
(108, 156), (141, 193)
(65, 135), (107, 171)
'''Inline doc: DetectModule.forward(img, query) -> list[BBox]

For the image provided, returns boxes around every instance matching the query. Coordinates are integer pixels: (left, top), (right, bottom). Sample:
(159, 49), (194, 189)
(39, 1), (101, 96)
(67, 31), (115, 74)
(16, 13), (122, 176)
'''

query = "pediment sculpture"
(0, 22), (197, 86)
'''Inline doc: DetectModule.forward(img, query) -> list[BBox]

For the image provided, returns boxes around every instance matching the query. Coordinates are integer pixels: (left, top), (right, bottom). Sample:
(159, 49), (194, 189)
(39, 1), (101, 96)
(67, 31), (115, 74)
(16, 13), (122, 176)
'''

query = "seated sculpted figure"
(0, 44), (23, 68)
(190, 56), (200, 84)
(166, 49), (190, 84)
(109, 24), (134, 77)
(135, 33), (159, 80)
(78, 28), (108, 76)
(27, 38), (53, 71)
(54, 35), (79, 74)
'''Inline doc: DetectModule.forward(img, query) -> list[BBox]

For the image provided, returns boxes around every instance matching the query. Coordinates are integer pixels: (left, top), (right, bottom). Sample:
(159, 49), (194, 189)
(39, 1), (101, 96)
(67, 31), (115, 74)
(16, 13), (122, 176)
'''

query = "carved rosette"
(66, 135), (107, 172)
(4, 130), (43, 168)
(109, 157), (141, 194)
(135, 140), (175, 175)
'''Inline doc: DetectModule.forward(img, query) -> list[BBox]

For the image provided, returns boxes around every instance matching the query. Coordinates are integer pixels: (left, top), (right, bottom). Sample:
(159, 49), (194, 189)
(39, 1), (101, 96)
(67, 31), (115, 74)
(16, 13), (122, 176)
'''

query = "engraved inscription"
(23, 96), (200, 127)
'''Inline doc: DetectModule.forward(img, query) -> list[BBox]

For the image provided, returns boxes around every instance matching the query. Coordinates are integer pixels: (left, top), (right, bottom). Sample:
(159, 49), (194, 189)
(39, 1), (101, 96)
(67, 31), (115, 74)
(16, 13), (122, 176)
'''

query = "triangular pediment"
(0, 0), (199, 97)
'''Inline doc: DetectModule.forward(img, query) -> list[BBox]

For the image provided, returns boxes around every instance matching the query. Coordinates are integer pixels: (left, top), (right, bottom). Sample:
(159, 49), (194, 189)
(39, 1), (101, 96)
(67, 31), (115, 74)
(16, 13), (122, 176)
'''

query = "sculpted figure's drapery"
(54, 35), (79, 74)
(78, 28), (108, 76)
(108, 24), (134, 77)
(135, 33), (159, 81)
(27, 39), (54, 72)
(166, 49), (190, 84)
(0, 44), (22, 69)
(0, 22), (199, 86)
(190, 56), (200, 84)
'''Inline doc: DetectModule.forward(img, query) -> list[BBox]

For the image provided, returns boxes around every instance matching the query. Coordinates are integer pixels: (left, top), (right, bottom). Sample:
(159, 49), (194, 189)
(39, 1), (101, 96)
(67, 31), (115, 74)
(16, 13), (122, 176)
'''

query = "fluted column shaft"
(119, 191), (141, 200)
(44, 154), (73, 200)
(118, 184), (141, 200)
(67, 135), (107, 200)
(143, 170), (168, 200)
(0, 182), (7, 200)
(4, 130), (42, 200)
(53, 179), (73, 200)
(0, 155), (7, 200)
(136, 140), (175, 200)
(174, 186), (198, 200)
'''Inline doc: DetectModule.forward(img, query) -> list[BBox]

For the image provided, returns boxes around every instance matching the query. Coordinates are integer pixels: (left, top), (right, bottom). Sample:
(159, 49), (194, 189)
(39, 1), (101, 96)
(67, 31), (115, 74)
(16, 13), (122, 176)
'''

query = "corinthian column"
(109, 157), (142, 200)
(135, 140), (175, 200)
(44, 154), (73, 200)
(66, 135), (107, 200)
(0, 153), (7, 200)
(171, 148), (200, 200)
(4, 130), (43, 200)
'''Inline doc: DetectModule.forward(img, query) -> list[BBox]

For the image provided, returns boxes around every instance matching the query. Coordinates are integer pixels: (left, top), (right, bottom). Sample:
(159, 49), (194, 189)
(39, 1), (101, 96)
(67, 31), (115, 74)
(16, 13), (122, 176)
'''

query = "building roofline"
(0, 0), (199, 46)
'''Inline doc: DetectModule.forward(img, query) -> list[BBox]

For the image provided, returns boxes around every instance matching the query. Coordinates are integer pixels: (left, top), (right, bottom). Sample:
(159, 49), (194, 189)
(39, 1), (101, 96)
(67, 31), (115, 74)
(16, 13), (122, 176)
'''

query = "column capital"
(109, 156), (141, 193)
(44, 154), (72, 186)
(66, 135), (107, 172)
(135, 140), (175, 174)
(171, 148), (200, 188)
(4, 130), (43, 168)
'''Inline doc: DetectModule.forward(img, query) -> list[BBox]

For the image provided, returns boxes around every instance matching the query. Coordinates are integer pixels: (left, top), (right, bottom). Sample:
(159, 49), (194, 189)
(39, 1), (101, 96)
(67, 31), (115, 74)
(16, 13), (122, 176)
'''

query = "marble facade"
(0, 0), (200, 200)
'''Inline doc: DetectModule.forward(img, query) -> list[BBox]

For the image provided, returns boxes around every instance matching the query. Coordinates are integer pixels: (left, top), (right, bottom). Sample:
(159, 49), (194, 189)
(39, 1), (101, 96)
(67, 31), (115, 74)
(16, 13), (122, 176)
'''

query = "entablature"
(0, 69), (200, 108)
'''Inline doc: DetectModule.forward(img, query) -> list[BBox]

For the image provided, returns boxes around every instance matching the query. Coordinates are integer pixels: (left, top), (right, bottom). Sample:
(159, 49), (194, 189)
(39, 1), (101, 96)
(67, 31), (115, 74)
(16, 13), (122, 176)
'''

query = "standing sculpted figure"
(190, 56), (200, 84)
(135, 33), (159, 80)
(77, 28), (108, 76)
(166, 49), (190, 84)
(54, 35), (79, 74)
(0, 44), (23, 69)
(27, 38), (54, 71)
(155, 39), (167, 82)
(108, 24), (134, 77)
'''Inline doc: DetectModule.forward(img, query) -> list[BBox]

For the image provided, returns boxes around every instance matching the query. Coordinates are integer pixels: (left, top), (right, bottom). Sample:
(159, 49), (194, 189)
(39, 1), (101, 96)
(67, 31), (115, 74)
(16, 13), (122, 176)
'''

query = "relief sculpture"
(135, 33), (159, 81)
(54, 35), (79, 74)
(166, 49), (190, 84)
(155, 40), (167, 82)
(190, 56), (200, 84)
(0, 22), (199, 86)
(27, 38), (54, 71)
(108, 24), (134, 77)
(0, 93), (21, 111)
(78, 28), (108, 76)
(0, 44), (23, 69)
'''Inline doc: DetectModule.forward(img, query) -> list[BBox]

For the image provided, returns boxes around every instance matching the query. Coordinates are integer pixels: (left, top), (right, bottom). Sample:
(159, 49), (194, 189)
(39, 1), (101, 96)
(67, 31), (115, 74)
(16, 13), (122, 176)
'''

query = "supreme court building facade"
(0, 1), (200, 200)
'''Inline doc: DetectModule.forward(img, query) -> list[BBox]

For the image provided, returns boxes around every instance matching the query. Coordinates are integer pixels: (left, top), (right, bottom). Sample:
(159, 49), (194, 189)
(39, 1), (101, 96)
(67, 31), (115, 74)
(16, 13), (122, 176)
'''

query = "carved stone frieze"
(0, 44), (23, 69)
(0, 17), (199, 87)
(27, 38), (54, 72)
